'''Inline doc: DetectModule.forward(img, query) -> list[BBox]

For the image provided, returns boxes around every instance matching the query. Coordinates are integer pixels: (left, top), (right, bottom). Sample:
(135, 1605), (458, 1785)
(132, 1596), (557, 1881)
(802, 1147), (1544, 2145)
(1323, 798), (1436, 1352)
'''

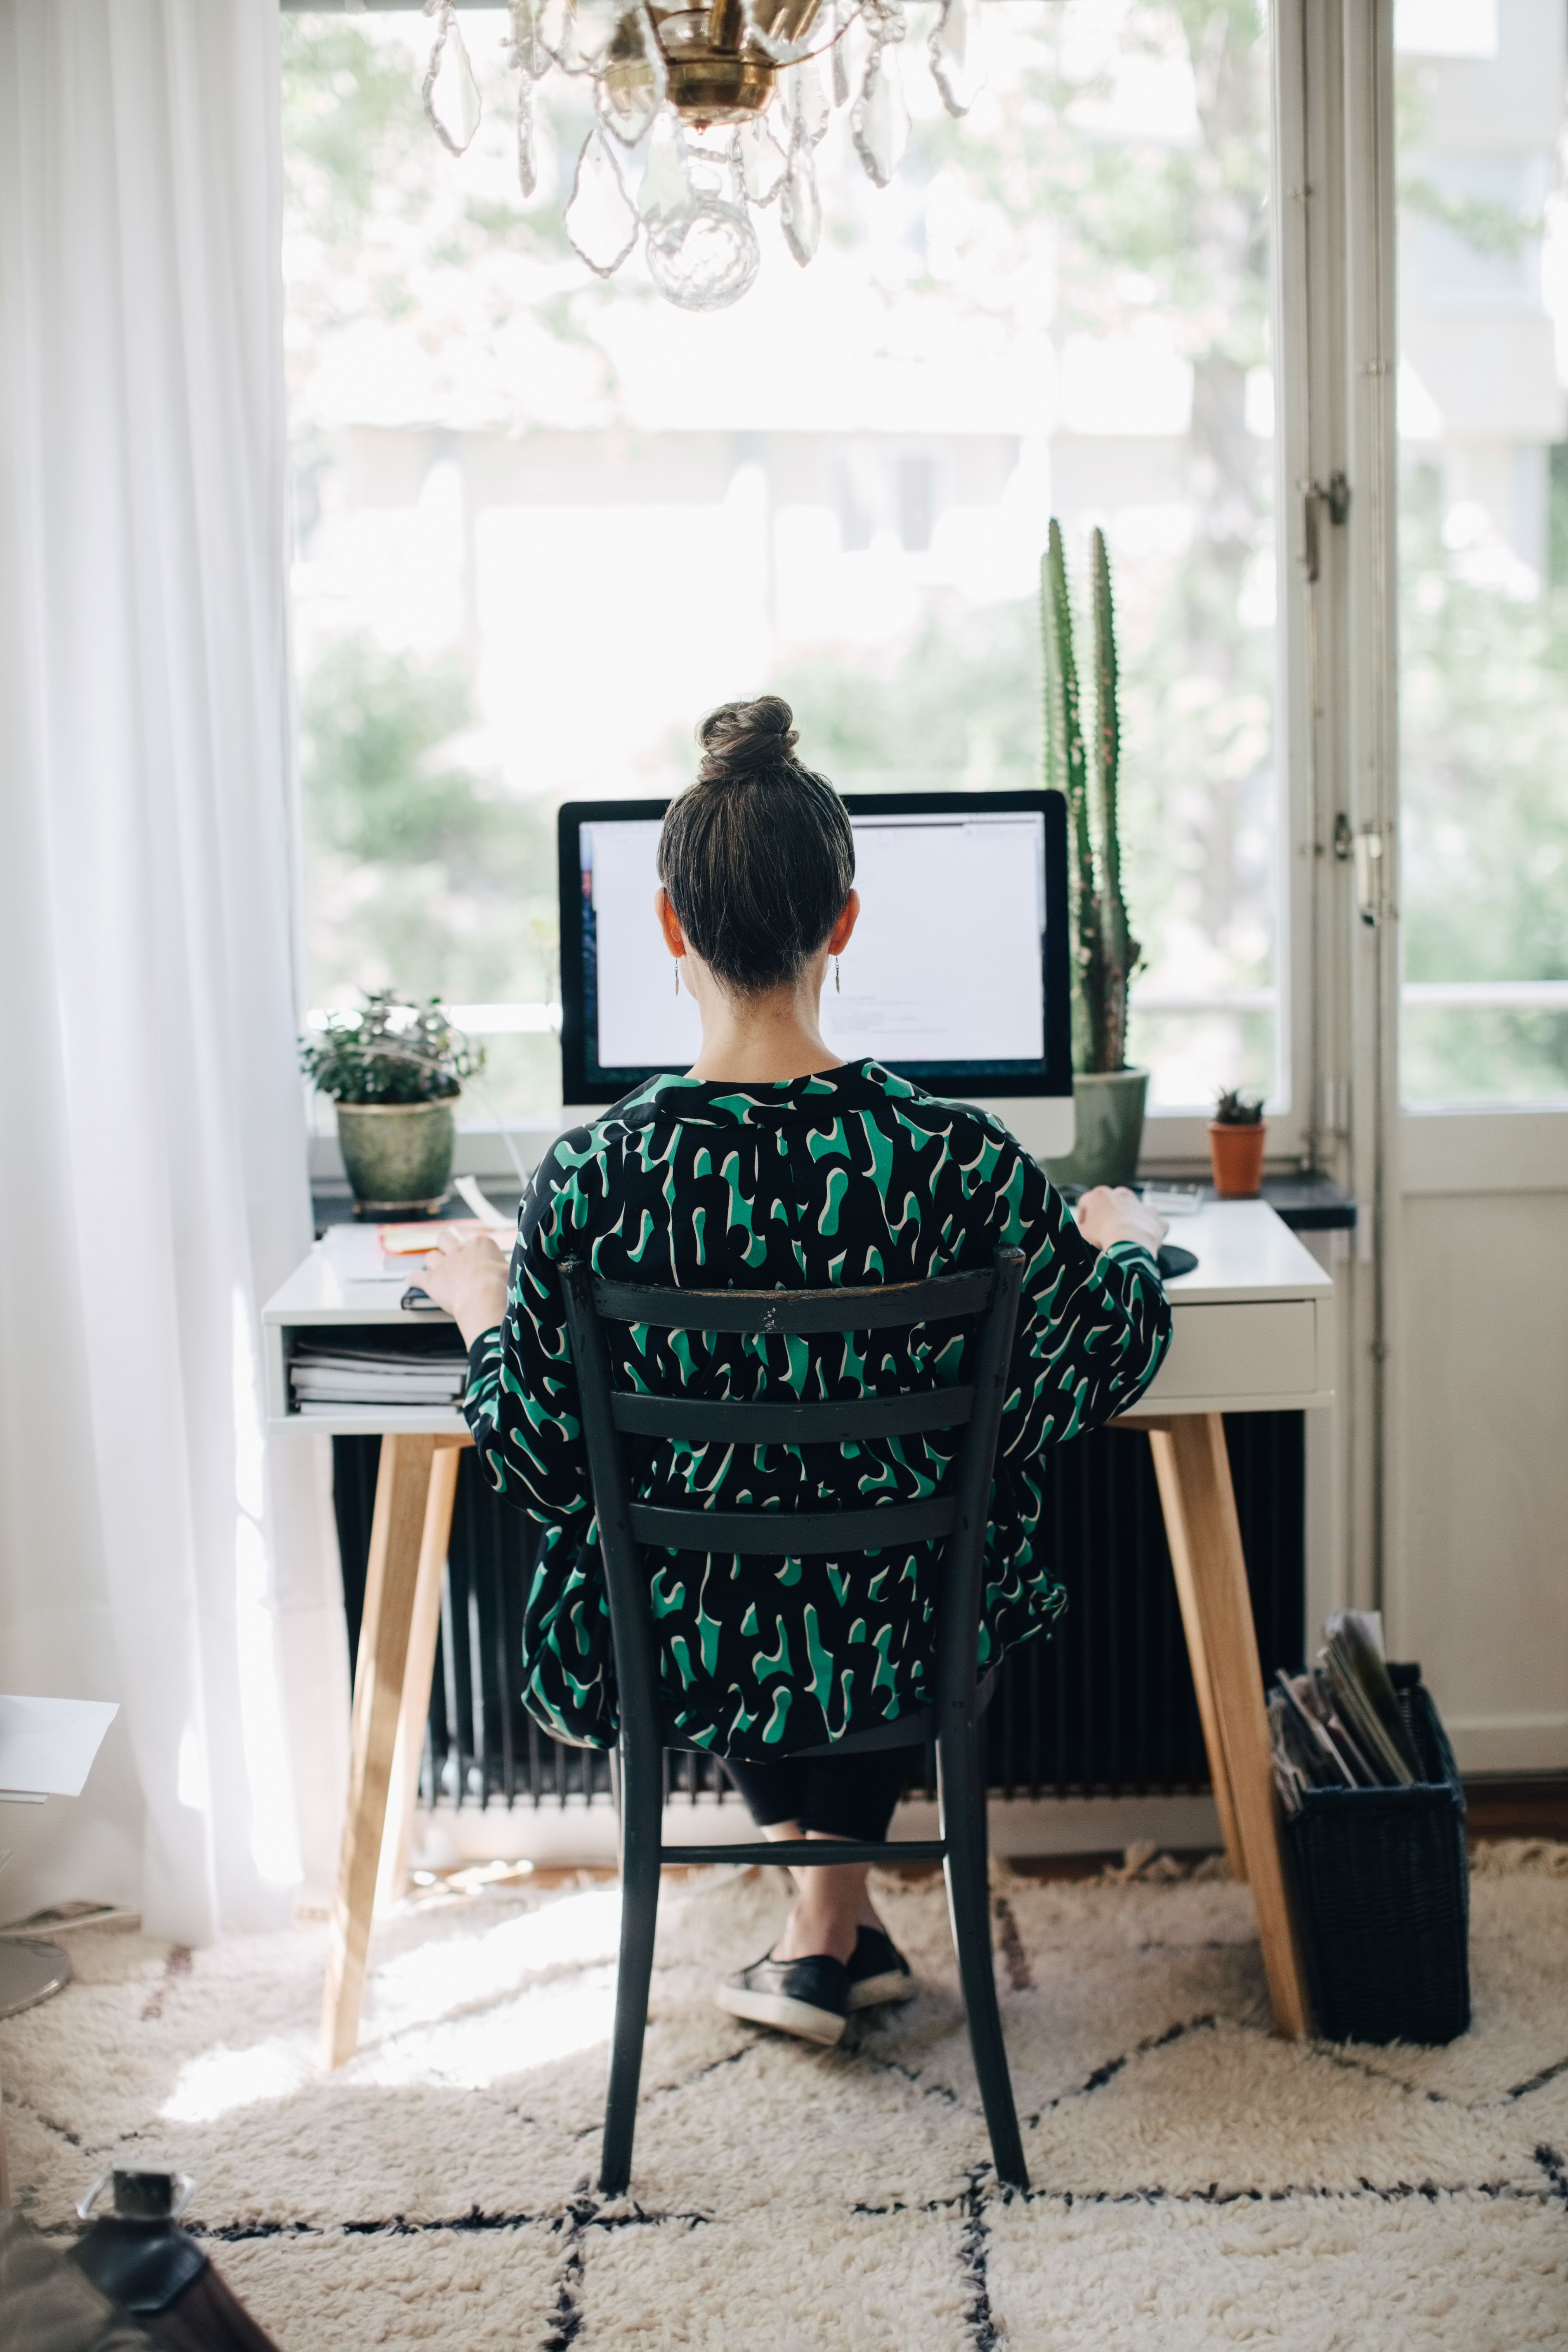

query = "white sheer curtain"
(0, 0), (349, 1940)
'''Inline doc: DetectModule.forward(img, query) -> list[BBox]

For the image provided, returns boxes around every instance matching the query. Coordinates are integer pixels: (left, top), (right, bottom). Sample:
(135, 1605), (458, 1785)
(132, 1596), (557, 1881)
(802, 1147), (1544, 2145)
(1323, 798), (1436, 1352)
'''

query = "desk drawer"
(1141, 1301), (1318, 1405)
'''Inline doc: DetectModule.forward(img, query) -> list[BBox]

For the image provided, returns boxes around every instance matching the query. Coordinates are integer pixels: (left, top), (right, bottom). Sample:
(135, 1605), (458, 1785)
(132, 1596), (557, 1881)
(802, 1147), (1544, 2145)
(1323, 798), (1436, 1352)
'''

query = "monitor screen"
(557, 790), (1070, 1105)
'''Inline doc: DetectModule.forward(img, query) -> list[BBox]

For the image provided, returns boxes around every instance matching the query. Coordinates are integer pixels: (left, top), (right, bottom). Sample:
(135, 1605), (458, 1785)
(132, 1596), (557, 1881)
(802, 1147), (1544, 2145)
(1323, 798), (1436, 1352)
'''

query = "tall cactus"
(1089, 526), (1138, 1072)
(1040, 521), (1138, 1073)
(1041, 522), (1103, 1072)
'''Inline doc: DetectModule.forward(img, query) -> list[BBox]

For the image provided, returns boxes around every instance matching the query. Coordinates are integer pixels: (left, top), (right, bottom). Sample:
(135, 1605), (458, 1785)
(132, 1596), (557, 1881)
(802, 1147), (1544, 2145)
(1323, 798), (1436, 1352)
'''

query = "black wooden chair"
(558, 1247), (1029, 2196)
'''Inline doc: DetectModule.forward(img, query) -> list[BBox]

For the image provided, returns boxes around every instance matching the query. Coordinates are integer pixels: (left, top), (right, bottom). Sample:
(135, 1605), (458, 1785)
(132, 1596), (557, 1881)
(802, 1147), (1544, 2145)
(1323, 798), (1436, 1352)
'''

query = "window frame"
(284, 0), (1325, 1179)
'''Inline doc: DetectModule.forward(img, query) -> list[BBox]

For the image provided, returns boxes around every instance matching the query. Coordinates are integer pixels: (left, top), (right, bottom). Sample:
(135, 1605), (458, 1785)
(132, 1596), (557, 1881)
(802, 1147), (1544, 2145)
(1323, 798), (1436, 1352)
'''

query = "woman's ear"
(827, 889), (860, 955)
(655, 886), (686, 960)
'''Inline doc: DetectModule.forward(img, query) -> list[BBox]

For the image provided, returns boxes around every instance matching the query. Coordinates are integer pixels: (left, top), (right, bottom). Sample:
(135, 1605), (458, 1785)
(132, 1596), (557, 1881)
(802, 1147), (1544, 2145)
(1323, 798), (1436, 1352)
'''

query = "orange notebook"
(377, 1219), (494, 1258)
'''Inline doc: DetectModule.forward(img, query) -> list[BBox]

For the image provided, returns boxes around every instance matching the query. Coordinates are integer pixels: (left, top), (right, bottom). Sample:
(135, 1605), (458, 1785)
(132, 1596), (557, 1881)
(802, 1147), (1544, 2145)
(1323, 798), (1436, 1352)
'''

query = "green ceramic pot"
(1045, 1068), (1149, 1190)
(335, 1098), (457, 1216)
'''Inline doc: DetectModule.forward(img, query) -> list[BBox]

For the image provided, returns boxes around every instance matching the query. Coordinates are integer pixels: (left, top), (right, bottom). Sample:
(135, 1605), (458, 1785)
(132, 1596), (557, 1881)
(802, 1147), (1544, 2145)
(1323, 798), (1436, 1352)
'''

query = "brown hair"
(656, 697), (855, 996)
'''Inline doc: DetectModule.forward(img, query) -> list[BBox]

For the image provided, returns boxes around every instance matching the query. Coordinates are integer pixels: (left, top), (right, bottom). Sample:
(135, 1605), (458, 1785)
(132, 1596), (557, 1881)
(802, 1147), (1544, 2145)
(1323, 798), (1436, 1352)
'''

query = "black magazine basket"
(1284, 1663), (1470, 2045)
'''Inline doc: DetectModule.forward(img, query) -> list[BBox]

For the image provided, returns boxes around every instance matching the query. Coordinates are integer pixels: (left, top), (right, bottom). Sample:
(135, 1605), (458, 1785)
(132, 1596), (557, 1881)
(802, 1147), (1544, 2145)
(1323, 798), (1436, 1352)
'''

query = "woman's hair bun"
(660, 695), (854, 996)
(695, 695), (800, 781)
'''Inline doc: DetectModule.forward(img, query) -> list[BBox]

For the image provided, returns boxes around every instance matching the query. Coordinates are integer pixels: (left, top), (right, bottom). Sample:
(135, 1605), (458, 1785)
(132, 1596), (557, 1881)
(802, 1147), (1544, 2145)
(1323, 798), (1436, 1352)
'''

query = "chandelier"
(418, 0), (983, 311)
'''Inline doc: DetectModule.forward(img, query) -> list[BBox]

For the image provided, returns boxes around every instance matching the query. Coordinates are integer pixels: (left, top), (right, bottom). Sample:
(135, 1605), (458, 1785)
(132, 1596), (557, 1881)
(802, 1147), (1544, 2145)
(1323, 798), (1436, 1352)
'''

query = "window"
(1396, 0), (1568, 1105)
(283, 1), (1280, 1132)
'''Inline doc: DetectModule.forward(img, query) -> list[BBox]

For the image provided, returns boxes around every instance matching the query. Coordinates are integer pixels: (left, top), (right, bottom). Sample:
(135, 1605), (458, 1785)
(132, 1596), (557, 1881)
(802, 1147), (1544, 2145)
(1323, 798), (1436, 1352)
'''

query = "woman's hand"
(415, 1230), (511, 1348)
(1074, 1185), (1168, 1258)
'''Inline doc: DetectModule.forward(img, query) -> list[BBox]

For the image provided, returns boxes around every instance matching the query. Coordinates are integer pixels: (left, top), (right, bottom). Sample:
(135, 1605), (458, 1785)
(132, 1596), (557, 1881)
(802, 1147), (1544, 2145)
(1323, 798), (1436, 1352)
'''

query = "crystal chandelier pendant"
(780, 133), (821, 266)
(639, 108), (698, 236)
(740, 0), (834, 69)
(736, 113), (787, 205)
(851, 38), (908, 189)
(423, 3), (482, 157)
(564, 125), (641, 275)
(543, 0), (626, 75)
(510, 0), (548, 81)
(783, 57), (831, 149)
(646, 193), (761, 310)
(831, 5), (852, 109)
(928, 0), (982, 116)
(639, 118), (758, 310)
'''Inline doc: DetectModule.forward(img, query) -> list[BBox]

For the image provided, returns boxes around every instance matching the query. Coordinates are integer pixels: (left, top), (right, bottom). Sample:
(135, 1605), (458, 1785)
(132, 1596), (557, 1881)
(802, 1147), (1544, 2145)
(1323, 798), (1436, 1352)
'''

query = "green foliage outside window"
(1399, 468), (1568, 1103)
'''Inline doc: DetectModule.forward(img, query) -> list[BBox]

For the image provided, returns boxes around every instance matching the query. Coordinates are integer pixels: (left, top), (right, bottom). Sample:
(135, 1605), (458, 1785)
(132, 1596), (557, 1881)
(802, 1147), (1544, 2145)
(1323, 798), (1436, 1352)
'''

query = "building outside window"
(283, 0), (1281, 1134)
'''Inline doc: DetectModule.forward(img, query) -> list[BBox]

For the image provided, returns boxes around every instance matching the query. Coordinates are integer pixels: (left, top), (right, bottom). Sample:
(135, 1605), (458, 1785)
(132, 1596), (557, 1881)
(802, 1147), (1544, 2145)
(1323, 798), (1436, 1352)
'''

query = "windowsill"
(306, 1111), (1317, 1189)
(310, 1167), (1355, 1237)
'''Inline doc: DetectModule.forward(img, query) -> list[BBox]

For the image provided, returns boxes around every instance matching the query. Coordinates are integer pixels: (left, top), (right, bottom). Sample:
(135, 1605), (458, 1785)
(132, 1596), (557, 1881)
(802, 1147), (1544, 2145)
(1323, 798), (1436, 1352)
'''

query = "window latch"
(1352, 826), (1384, 928)
(1303, 472), (1351, 583)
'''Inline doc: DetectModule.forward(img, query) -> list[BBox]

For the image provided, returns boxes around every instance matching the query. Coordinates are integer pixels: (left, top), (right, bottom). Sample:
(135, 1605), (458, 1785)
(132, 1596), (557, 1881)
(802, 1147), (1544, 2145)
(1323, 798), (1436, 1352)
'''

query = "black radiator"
(332, 1415), (1304, 1810)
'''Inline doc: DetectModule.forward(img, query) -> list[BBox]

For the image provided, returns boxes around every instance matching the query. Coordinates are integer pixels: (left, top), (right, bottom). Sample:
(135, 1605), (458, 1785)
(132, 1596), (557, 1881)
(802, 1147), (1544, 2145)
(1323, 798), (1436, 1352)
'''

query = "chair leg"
(599, 1735), (663, 2196)
(938, 1721), (1029, 2191)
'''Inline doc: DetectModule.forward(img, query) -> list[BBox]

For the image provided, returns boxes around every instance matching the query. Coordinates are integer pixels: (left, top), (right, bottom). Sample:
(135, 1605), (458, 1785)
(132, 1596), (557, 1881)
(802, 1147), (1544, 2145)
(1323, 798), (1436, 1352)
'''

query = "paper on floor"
(0, 1696), (118, 1799)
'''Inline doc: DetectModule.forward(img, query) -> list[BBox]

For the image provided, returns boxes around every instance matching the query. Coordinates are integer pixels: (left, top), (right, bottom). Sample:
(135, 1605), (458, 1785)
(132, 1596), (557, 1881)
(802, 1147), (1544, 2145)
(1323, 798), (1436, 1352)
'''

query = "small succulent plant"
(300, 990), (484, 1105)
(1213, 1088), (1265, 1126)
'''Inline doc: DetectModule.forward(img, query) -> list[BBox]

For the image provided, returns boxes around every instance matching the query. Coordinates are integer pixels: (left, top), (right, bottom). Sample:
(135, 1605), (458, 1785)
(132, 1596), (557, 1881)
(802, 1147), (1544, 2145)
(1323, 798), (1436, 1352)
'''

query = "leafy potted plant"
(1210, 1088), (1266, 1198)
(1040, 520), (1147, 1187)
(300, 990), (484, 1216)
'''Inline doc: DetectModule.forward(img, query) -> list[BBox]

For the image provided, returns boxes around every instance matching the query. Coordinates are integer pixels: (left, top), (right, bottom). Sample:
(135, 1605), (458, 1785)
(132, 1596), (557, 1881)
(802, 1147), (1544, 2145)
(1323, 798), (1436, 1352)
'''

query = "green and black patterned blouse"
(462, 1058), (1171, 1757)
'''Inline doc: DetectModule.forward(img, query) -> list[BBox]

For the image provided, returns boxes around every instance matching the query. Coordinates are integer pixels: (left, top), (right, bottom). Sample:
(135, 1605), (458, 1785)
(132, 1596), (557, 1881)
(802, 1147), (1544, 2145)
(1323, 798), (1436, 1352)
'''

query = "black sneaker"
(716, 1952), (850, 2045)
(846, 1927), (916, 2012)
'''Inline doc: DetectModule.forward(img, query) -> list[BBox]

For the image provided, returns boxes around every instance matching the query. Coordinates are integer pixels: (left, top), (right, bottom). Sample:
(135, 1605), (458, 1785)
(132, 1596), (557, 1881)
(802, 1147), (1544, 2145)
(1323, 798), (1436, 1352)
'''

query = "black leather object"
(70, 2223), (207, 2318)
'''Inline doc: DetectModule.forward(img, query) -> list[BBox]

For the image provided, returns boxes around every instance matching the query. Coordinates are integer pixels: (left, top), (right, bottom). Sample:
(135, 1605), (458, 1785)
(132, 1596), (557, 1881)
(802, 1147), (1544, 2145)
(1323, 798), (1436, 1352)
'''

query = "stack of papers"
(1268, 1611), (1426, 1812)
(0, 1696), (119, 1804)
(290, 1338), (470, 1414)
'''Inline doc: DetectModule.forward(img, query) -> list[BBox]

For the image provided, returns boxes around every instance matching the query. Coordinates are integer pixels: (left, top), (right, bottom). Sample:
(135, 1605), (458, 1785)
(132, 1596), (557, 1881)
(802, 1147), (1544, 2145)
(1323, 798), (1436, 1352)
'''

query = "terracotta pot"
(1209, 1119), (1266, 1199)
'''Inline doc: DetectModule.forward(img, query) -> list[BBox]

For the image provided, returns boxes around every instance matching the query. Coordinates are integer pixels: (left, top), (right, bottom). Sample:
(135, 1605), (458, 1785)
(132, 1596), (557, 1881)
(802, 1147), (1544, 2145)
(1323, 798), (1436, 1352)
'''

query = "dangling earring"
(834, 958), (841, 994)
(674, 961), (680, 996)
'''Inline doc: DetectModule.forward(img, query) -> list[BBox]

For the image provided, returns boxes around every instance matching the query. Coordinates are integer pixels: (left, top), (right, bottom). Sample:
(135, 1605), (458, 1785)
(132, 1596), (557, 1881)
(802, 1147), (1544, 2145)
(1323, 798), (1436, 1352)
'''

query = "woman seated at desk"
(423, 697), (1170, 2046)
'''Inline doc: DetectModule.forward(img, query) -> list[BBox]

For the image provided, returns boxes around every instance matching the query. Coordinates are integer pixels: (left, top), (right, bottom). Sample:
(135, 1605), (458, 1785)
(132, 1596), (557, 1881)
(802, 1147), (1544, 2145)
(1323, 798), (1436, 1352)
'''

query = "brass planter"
(335, 1098), (457, 1217)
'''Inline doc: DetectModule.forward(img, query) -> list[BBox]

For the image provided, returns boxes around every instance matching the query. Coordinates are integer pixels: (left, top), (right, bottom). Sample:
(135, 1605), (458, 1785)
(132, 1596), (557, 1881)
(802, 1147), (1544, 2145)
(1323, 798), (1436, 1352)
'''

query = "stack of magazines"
(1268, 1611), (1425, 1813)
(290, 1337), (470, 1415)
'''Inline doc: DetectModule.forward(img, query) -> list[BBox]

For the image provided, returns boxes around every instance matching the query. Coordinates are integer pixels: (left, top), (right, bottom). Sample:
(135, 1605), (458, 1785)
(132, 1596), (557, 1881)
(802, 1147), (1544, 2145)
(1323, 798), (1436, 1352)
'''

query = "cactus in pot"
(1041, 520), (1146, 1185)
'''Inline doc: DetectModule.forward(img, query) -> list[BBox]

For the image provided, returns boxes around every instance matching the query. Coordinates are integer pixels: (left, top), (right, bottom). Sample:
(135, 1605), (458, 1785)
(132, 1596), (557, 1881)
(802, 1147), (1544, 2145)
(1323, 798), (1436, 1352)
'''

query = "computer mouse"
(1156, 1243), (1198, 1281)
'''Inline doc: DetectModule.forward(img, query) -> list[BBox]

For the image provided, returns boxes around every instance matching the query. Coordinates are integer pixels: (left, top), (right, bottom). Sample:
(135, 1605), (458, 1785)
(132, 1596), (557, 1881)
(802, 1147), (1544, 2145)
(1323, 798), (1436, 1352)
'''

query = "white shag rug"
(3, 1843), (1567, 2351)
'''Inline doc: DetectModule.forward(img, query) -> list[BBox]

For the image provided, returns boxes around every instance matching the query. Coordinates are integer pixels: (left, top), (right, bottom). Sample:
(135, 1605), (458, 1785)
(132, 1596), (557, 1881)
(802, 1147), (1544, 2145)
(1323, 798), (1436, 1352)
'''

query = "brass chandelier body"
(617, 0), (827, 127)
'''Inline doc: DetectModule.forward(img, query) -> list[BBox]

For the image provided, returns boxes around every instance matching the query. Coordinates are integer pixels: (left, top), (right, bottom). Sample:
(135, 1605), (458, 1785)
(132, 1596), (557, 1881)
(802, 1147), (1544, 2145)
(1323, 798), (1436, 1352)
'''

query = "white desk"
(265, 1199), (1332, 2062)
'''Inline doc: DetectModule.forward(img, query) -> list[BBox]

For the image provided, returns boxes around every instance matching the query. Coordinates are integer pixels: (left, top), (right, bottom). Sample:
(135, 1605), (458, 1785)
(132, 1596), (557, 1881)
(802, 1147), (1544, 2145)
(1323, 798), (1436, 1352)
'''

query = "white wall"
(1391, 1113), (1568, 1771)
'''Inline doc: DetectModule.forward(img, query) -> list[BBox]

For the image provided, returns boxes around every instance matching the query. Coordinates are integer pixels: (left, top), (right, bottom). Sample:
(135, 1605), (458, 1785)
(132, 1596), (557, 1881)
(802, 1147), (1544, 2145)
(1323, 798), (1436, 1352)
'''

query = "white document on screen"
(587, 810), (1044, 1074)
(590, 819), (704, 1070)
(821, 816), (1044, 1065)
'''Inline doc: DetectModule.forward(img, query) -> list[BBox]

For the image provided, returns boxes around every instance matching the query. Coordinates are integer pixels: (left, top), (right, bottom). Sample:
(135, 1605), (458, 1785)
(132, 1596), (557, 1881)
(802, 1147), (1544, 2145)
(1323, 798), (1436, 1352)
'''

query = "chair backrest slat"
(609, 1387), (975, 1445)
(628, 1496), (957, 1557)
(591, 1267), (994, 1335)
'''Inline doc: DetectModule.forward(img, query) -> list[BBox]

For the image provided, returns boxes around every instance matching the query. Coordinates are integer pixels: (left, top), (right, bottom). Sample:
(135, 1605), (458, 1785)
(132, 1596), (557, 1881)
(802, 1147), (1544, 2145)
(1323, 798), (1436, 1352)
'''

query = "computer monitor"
(557, 789), (1076, 1159)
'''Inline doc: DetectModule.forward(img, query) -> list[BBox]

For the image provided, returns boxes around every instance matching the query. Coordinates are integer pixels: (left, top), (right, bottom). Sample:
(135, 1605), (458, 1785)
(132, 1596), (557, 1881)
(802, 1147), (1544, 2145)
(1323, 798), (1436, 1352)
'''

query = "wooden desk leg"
(320, 1431), (437, 2071)
(377, 1437), (470, 1913)
(1144, 1414), (1312, 2040)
